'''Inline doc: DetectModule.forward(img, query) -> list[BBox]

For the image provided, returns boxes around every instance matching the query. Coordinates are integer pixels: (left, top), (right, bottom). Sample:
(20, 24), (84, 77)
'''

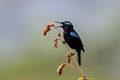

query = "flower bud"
(66, 52), (71, 63)
(57, 63), (66, 76)
(54, 38), (58, 48)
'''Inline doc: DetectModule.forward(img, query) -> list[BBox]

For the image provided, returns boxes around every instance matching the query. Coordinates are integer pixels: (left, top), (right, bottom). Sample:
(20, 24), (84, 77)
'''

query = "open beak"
(54, 22), (64, 28)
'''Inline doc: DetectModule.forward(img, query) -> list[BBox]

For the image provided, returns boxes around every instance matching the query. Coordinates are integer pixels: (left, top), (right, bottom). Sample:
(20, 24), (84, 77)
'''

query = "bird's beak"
(55, 22), (63, 24)
(54, 22), (64, 28)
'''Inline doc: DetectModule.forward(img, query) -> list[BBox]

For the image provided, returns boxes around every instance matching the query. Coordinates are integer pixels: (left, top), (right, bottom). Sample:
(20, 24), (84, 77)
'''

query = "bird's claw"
(62, 41), (66, 44)
(71, 53), (75, 56)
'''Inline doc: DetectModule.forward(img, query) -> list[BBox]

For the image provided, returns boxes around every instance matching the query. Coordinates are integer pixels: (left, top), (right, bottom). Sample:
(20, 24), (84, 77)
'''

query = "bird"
(55, 21), (85, 66)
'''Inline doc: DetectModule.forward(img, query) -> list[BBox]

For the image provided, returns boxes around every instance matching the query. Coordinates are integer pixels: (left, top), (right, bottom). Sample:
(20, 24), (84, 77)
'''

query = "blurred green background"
(0, 0), (120, 80)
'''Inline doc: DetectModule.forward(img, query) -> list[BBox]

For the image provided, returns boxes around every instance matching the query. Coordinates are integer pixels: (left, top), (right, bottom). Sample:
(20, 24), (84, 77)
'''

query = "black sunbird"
(56, 21), (85, 66)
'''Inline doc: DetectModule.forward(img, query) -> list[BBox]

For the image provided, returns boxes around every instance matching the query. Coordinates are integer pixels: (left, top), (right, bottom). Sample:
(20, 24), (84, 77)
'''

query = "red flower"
(42, 23), (55, 36)
(57, 63), (66, 76)
(54, 38), (58, 48)
(57, 63), (73, 76)
(42, 29), (47, 36)
(47, 23), (55, 27)
(66, 52), (71, 63)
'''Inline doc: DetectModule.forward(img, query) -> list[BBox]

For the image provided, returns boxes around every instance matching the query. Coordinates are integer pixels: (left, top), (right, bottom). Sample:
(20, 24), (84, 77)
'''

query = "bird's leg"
(71, 50), (76, 56)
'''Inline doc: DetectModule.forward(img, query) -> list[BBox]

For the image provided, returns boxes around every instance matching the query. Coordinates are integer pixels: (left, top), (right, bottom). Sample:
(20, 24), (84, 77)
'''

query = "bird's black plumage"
(56, 21), (85, 66)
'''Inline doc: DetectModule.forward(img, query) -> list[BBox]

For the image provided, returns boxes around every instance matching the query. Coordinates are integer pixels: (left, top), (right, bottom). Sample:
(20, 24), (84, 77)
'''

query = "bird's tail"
(76, 49), (81, 66)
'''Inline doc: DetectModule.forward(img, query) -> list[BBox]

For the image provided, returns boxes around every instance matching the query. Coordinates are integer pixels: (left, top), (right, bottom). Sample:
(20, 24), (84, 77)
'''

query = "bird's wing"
(70, 32), (79, 38)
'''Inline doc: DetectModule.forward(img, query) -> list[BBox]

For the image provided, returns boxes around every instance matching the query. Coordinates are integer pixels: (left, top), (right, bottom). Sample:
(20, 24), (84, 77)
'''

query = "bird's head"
(55, 21), (73, 30)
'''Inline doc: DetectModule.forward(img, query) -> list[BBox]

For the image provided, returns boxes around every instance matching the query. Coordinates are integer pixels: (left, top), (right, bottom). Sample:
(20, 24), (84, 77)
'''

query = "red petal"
(42, 29), (47, 36)
(66, 52), (71, 63)
(57, 64), (66, 76)
(54, 38), (58, 48)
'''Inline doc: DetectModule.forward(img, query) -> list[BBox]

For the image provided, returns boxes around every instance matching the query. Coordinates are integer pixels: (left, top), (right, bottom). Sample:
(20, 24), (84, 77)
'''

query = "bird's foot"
(71, 51), (76, 56)
(62, 41), (66, 44)
(71, 53), (75, 56)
